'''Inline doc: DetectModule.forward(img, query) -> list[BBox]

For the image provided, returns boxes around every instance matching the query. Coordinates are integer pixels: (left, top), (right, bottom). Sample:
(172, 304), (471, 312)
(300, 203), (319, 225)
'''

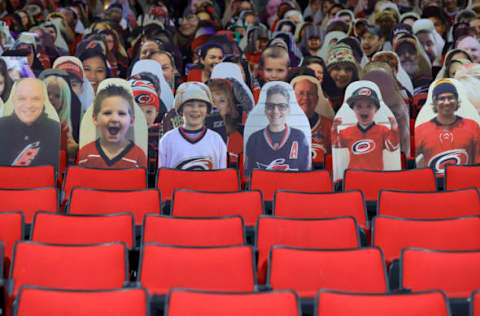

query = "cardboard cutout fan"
(243, 81), (311, 176)
(332, 80), (401, 181)
(0, 78), (60, 168)
(415, 78), (480, 173)
(78, 78), (148, 169)
(1, 56), (35, 80)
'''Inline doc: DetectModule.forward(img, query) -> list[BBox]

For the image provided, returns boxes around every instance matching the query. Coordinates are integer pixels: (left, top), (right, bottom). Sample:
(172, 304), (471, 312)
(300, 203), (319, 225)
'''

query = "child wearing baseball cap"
(332, 85), (400, 170)
(158, 82), (226, 170)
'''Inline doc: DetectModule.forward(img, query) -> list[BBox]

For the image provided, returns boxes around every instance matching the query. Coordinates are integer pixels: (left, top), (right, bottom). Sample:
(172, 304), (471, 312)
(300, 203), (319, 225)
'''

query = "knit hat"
(326, 43), (357, 70)
(432, 80), (458, 100)
(54, 58), (83, 82)
(347, 87), (380, 109)
(131, 79), (160, 111)
(174, 82), (213, 114)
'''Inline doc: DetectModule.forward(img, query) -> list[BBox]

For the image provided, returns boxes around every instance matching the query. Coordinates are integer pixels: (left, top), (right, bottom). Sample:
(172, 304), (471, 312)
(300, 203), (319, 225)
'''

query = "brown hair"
(93, 85), (135, 116)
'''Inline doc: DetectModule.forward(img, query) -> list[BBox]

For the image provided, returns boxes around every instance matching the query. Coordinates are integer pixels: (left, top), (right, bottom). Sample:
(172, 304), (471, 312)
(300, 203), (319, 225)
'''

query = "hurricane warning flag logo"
(352, 139), (375, 155)
(428, 149), (468, 173)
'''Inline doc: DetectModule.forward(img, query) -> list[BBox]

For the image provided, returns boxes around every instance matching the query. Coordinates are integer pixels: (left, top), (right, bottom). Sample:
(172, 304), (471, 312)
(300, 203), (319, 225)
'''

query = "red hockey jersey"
(79, 140), (147, 169)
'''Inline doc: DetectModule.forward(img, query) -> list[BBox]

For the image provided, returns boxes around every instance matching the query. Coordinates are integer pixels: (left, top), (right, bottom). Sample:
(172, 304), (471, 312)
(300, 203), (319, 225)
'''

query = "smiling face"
(265, 92), (290, 132)
(457, 36), (480, 63)
(83, 56), (107, 93)
(329, 63), (354, 89)
(434, 92), (459, 119)
(13, 79), (45, 125)
(352, 98), (377, 127)
(182, 100), (208, 130)
(93, 96), (134, 146)
(201, 48), (224, 74)
(263, 57), (289, 82)
(361, 32), (383, 57)
(294, 79), (318, 118)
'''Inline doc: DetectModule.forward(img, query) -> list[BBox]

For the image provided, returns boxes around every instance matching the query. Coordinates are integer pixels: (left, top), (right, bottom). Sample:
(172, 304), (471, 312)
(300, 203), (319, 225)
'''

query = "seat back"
(10, 241), (128, 296)
(63, 167), (147, 202)
(343, 169), (436, 202)
(0, 212), (23, 276)
(372, 216), (480, 265)
(171, 190), (263, 226)
(14, 287), (148, 316)
(273, 190), (367, 231)
(268, 247), (387, 298)
(68, 188), (161, 225)
(0, 188), (58, 224)
(156, 168), (240, 201)
(378, 188), (480, 219)
(315, 290), (450, 316)
(472, 290), (480, 316)
(0, 165), (56, 189)
(445, 164), (480, 190)
(142, 215), (245, 246)
(138, 244), (255, 295)
(31, 212), (135, 248)
(401, 248), (480, 298)
(166, 289), (300, 316)
(249, 170), (332, 202)
(256, 216), (360, 284)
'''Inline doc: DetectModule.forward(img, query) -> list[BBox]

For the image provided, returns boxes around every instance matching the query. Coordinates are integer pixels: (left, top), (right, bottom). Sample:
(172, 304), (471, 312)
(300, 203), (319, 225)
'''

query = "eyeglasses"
(265, 102), (289, 111)
(436, 95), (456, 103)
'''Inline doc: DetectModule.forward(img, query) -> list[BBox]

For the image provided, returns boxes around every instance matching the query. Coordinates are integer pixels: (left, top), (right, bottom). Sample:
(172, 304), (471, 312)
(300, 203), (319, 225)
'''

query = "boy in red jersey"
(332, 87), (399, 170)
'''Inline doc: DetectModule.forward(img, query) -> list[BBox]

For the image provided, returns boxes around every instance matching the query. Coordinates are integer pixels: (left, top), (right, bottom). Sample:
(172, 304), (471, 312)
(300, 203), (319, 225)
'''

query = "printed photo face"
(294, 79), (318, 117)
(182, 100), (208, 130)
(93, 95), (134, 146)
(13, 78), (45, 125)
(352, 99), (377, 127)
(265, 92), (290, 131)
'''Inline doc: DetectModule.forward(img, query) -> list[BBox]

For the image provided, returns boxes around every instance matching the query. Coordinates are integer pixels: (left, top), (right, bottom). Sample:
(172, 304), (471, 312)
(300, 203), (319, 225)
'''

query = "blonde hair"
(43, 75), (71, 127)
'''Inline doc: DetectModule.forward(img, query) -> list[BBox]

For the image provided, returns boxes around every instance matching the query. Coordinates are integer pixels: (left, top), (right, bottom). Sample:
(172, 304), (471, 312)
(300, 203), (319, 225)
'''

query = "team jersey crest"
(351, 139), (376, 155)
(176, 157), (214, 170)
(257, 158), (299, 171)
(428, 149), (469, 173)
(12, 141), (40, 166)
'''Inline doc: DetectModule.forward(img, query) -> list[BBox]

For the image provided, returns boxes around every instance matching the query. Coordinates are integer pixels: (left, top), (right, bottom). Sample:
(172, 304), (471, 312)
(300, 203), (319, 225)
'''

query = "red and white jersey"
(415, 117), (480, 173)
(332, 123), (400, 170)
(78, 140), (147, 169)
(158, 126), (227, 170)
(311, 115), (332, 164)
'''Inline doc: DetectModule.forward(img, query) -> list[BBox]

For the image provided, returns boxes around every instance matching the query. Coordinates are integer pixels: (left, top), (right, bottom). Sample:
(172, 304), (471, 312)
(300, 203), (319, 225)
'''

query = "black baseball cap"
(347, 87), (380, 109)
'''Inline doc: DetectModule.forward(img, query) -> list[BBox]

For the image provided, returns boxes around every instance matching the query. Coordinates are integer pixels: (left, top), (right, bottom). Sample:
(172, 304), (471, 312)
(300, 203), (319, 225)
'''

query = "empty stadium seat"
(268, 247), (388, 298)
(377, 188), (480, 219)
(166, 289), (300, 316)
(343, 169), (436, 206)
(0, 211), (23, 276)
(31, 212), (135, 248)
(0, 188), (58, 224)
(472, 290), (480, 316)
(14, 286), (148, 316)
(256, 216), (360, 284)
(8, 241), (128, 297)
(62, 167), (147, 204)
(372, 216), (480, 265)
(142, 215), (245, 246)
(249, 170), (332, 204)
(138, 244), (255, 295)
(156, 168), (240, 202)
(0, 165), (56, 189)
(273, 190), (368, 233)
(315, 290), (449, 316)
(171, 190), (263, 227)
(445, 164), (480, 190)
(67, 188), (161, 225)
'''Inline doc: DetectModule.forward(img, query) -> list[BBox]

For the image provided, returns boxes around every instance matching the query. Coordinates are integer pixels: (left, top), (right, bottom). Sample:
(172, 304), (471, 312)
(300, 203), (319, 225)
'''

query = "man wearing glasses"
(245, 84), (310, 176)
(416, 80), (480, 173)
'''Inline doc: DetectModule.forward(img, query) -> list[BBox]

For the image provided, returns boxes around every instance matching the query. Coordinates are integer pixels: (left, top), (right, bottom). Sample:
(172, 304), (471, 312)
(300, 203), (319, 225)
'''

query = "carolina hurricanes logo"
(311, 144), (327, 159)
(352, 139), (376, 155)
(135, 93), (153, 104)
(257, 158), (299, 171)
(439, 131), (454, 144)
(86, 41), (100, 49)
(428, 149), (469, 173)
(358, 88), (371, 96)
(12, 141), (40, 166)
(176, 157), (214, 170)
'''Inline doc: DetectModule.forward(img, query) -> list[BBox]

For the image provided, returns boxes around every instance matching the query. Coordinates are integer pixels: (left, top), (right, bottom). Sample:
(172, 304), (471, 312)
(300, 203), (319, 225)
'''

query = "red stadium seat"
(138, 244), (255, 295)
(401, 248), (480, 298)
(62, 167), (147, 204)
(472, 290), (480, 316)
(142, 215), (245, 246)
(0, 165), (56, 189)
(273, 190), (368, 233)
(171, 190), (263, 227)
(31, 212), (135, 248)
(14, 287), (148, 316)
(372, 216), (480, 265)
(268, 247), (387, 298)
(68, 188), (161, 225)
(0, 188), (58, 224)
(315, 290), (449, 316)
(343, 168), (436, 203)
(249, 170), (332, 203)
(0, 211), (23, 277)
(256, 216), (360, 284)
(445, 164), (480, 190)
(378, 188), (480, 219)
(166, 289), (300, 316)
(9, 242), (128, 298)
